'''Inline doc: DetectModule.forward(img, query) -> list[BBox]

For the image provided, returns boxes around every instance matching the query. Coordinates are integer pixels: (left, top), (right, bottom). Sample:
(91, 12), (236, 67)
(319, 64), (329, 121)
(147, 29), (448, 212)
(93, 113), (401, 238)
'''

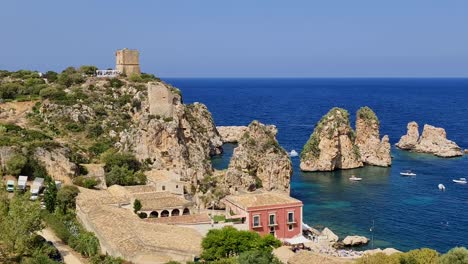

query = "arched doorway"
(183, 208), (190, 215)
(161, 210), (170, 217)
(171, 209), (180, 216)
(149, 211), (159, 218)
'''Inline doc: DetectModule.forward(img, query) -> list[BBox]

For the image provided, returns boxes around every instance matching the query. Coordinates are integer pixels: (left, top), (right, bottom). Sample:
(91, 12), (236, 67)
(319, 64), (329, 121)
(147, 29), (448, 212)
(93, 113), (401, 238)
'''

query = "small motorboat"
(400, 170), (416, 176)
(438, 184), (446, 191)
(349, 175), (362, 181)
(289, 150), (299, 157)
(453, 178), (467, 184)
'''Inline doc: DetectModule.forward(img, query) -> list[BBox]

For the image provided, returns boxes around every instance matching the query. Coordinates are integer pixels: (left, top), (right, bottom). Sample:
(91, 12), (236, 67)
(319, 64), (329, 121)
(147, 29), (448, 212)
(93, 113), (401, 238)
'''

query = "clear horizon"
(1, 0), (467, 78)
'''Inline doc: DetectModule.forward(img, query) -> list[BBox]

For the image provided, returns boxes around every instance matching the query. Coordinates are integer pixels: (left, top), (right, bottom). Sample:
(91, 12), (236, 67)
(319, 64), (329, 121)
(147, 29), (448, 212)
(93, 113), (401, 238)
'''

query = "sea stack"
(300, 108), (363, 171)
(355, 107), (391, 167)
(396, 122), (463, 157)
(225, 121), (292, 193)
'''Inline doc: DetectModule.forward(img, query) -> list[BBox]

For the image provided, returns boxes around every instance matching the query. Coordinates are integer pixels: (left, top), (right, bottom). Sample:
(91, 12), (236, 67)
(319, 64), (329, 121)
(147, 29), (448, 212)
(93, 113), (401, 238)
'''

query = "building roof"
(224, 191), (302, 210)
(146, 169), (182, 183)
(76, 189), (202, 260)
(135, 192), (192, 211)
(124, 185), (157, 194)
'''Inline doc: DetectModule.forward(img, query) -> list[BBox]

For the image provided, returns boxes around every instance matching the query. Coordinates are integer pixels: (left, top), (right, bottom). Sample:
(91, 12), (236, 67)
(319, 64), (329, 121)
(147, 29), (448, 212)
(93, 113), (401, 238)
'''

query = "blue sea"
(165, 78), (468, 253)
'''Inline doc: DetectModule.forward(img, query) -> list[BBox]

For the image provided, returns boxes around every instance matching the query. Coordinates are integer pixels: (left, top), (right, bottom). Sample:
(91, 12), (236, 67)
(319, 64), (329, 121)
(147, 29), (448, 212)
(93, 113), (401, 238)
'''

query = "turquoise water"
(166, 78), (468, 252)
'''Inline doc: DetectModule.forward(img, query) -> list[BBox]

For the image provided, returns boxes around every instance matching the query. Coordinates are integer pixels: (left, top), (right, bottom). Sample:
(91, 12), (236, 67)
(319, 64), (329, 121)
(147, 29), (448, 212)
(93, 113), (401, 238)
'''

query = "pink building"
(222, 192), (303, 239)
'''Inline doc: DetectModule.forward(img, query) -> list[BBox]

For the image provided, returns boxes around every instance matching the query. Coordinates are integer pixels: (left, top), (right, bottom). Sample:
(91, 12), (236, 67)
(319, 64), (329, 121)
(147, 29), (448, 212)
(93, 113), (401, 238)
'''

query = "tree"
(0, 192), (43, 259)
(439, 247), (468, 264)
(101, 150), (141, 172)
(56, 185), (80, 214)
(6, 154), (27, 176)
(133, 199), (142, 213)
(105, 165), (146, 187)
(238, 250), (282, 264)
(201, 226), (281, 261)
(43, 71), (58, 83)
(44, 179), (58, 213)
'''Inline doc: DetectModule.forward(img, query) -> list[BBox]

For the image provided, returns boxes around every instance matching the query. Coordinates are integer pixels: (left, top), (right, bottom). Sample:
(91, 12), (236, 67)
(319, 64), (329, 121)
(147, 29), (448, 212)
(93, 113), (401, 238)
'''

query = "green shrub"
(73, 176), (100, 189)
(133, 199), (142, 213)
(128, 73), (143, 83)
(69, 231), (100, 257)
(41, 212), (72, 244)
(65, 122), (85, 132)
(39, 87), (67, 100)
(56, 185), (80, 214)
(356, 252), (401, 264)
(43, 71), (58, 83)
(402, 248), (439, 264)
(90, 255), (127, 264)
(79, 65), (98, 76)
(105, 165), (146, 187)
(108, 78), (124, 88)
(101, 150), (141, 172)
(238, 250), (282, 264)
(6, 154), (27, 176)
(439, 247), (468, 264)
(201, 226), (281, 261)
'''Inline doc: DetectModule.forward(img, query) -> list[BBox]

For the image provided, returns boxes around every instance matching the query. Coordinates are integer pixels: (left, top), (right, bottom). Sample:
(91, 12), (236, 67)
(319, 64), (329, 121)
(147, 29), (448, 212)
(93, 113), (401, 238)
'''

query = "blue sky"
(1, 0), (467, 77)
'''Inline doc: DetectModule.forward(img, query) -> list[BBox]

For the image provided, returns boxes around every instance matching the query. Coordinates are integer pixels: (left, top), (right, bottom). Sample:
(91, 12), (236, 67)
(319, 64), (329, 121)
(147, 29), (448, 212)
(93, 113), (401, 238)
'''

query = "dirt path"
(39, 228), (88, 264)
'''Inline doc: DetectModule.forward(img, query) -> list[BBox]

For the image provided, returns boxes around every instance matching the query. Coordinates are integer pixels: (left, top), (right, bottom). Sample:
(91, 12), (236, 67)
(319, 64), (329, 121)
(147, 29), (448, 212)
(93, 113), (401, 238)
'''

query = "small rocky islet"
(299, 106), (391, 172)
(396, 121), (463, 157)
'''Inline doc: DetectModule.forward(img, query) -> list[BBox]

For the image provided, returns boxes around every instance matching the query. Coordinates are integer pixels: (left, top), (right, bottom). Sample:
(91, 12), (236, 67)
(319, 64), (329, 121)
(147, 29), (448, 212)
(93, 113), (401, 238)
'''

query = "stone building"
(116, 48), (141, 76)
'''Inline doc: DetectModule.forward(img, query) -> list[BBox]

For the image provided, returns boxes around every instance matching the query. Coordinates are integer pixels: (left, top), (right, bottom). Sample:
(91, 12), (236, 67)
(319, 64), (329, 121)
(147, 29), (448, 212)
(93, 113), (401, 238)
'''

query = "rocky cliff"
(397, 122), (463, 157)
(119, 82), (223, 184)
(216, 126), (247, 143)
(355, 107), (391, 167)
(300, 108), (363, 171)
(224, 121), (292, 193)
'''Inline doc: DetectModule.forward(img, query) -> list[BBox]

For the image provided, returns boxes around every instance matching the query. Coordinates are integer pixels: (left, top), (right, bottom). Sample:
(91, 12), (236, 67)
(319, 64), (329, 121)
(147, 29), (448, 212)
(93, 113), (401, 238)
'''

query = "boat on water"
(349, 175), (362, 181)
(400, 170), (416, 176)
(453, 178), (467, 184)
(289, 150), (299, 157)
(438, 184), (446, 191)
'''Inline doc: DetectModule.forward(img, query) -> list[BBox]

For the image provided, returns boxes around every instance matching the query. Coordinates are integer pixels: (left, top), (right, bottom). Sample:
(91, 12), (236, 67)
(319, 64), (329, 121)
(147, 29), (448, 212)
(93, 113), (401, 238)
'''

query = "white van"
(30, 177), (44, 201)
(18, 175), (28, 191)
(6, 180), (15, 192)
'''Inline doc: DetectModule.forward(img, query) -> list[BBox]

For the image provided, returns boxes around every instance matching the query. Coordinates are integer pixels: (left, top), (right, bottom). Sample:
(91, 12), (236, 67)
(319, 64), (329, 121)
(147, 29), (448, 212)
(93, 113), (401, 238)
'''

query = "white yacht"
(349, 175), (362, 181)
(453, 178), (467, 184)
(400, 170), (416, 176)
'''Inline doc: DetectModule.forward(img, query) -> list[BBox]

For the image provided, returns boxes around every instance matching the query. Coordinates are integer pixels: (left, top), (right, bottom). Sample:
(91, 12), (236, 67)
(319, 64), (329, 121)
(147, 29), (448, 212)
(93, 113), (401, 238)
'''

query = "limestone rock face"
(342, 235), (369, 246)
(321, 227), (339, 243)
(225, 121), (292, 193)
(395, 121), (419, 150)
(414, 124), (463, 157)
(300, 108), (363, 171)
(396, 122), (462, 157)
(34, 147), (78, 183)
(121, 82), (223, 185)
(355, 107), (391, 167)
(216, 126), (248, 143)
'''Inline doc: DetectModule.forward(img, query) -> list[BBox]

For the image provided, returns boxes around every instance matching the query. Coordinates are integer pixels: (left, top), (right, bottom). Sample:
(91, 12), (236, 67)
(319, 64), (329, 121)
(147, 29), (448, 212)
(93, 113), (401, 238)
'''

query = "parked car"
(6, 180), (15, 192)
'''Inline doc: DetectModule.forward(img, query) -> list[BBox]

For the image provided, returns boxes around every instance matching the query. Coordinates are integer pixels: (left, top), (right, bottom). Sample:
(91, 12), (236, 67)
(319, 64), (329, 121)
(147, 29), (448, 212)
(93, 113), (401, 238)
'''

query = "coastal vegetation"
(200, 226), (281, 263)
(357, 106), (380, 126)
(356, 247), (468, 264)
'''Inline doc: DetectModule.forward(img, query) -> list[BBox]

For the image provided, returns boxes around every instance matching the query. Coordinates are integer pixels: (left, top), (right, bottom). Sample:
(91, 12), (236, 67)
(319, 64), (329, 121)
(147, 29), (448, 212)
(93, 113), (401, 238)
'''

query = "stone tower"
(115, 48), (141, 76)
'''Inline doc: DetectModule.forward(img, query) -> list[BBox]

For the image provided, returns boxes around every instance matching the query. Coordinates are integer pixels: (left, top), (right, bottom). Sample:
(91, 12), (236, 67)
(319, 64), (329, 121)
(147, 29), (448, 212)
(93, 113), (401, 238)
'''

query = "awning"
(285, 235), (310, 245)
